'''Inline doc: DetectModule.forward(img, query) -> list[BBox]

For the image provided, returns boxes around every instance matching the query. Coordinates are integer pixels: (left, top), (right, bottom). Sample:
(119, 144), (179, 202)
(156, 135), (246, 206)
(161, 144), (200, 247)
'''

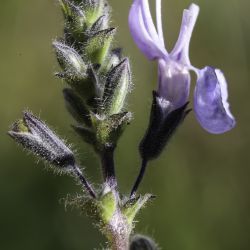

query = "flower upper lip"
(129, 0), (200, 66)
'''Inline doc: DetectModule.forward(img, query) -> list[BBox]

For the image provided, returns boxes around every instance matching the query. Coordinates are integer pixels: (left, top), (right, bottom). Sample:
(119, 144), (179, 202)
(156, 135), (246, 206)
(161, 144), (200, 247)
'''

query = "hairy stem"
(107, 213), (131, 250)
(110, 234), (130, 250)
(100, 147), (117, 187)
(73, 165), (96, 198)
(130, 159), (148, 197)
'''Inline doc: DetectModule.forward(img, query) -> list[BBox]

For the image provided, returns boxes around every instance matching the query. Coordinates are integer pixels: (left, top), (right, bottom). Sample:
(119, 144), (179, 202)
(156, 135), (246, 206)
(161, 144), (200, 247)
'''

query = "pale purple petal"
(129, 0), (167, 60)
(194, 66), (236, 134)
(171, 4), (199, 65)
(157, 59), (190, 109)
(156, 0), (165, 47)
(140, 0), (162, 46)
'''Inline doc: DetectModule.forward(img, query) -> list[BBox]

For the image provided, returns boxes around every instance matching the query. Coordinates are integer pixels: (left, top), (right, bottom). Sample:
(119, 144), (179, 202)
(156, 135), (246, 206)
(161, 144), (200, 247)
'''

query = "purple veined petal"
(129, 0), (167, 60)
(157, 59), (191, 109)
(170, 4), (199, 65)
(194, 66), (236, 134)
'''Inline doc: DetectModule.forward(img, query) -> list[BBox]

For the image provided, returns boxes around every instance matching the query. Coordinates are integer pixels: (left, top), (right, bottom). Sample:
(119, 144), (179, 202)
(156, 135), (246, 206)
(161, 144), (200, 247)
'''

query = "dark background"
(0, 0), (249, 249)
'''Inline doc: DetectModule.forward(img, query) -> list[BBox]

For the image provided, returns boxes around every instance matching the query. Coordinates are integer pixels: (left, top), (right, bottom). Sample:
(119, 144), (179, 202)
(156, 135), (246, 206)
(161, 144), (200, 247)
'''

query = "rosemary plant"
(8, 0), (235, 249)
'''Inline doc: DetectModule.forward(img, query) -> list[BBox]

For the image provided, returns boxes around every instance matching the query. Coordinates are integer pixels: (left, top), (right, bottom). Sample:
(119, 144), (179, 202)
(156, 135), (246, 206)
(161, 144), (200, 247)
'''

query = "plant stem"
(100, 146), (117, 187)
(130, 159), (148, 197)
(73, 165), (96, 198)
(107, 215), (131, 250)
(111, 234), (130, 250)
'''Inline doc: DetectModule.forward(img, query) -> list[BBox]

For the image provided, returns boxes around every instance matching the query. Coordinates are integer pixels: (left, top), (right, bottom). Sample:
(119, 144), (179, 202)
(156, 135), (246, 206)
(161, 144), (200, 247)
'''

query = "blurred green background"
(0, 0), (249, 249)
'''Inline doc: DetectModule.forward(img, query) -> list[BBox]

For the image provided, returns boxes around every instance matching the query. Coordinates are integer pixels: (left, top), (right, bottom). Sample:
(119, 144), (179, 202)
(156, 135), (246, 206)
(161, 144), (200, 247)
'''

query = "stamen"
(156, 0), (165, 49)
(140, 0), (160, 43)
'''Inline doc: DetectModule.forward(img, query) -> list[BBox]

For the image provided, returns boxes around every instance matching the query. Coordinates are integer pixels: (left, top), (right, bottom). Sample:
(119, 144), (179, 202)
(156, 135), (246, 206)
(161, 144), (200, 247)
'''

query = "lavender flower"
(129, 0), (235, 134)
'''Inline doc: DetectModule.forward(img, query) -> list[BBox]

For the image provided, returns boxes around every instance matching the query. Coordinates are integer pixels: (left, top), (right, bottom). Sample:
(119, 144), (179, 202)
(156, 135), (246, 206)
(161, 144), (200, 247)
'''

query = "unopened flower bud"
(103, 48), (123, 72)
(84, 28), (116, 65)
(53, 41), (87, 80)
(8, 112), (75, 169)
(139, 91), (190, 162)
(83, 0), (109, 27)
(59, 0), (85, 31)
(130, 234), (158, 250)
(103, 58), (131, 115)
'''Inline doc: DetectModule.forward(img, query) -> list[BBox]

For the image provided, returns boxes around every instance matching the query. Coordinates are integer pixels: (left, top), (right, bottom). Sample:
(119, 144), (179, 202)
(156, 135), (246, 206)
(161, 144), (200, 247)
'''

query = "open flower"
(129, 0), (235, 134)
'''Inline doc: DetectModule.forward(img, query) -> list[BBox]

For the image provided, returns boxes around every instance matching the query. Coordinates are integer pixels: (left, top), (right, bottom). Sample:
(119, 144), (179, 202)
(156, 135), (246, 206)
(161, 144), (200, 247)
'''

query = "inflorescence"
(8, 0), (235, 249)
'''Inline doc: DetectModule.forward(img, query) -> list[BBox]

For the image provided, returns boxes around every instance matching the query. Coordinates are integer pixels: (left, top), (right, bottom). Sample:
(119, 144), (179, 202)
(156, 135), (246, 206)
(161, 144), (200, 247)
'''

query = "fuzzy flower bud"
(103, 58), (131, 115)
(84, 28), (116, 65)
(8, 112), (75, 169)
(59, 0), (85, 31)
(53, 41), (87, 80)
(103, 48), (123, 72)
(88, 15), (109, 34)
(83, 0), (109, 27)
